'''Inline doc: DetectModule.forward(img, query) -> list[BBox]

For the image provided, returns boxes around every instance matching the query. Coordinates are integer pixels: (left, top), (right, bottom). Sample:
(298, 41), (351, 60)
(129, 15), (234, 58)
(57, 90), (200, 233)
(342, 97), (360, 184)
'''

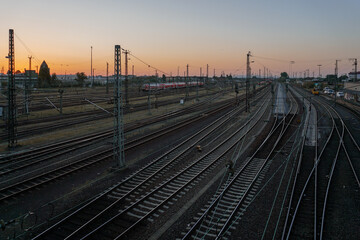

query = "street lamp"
(317, 64), (322, 78)
(289, 61), (295, 78)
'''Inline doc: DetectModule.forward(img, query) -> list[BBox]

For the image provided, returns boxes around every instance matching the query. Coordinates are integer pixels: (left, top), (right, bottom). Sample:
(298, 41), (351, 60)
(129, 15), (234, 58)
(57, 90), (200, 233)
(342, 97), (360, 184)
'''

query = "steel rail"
(31, 91), (269, 240)
(78, 92), (270, 240)
(183, 88), (297, 239)
(0, 102), (230, 178)
(0, 99), (239, 202)
(314, 100), (360, 240)
(45, 103), (247, 240)
(288, 87), (360, 240)
(280, 88), (313, 240)
(214, 90), (298, 240)
(283, 86), (336, 240)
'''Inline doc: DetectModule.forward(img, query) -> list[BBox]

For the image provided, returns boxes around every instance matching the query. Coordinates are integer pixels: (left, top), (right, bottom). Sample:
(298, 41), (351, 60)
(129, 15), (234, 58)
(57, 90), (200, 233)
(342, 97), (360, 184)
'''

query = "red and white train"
(142, 81), (204, 91)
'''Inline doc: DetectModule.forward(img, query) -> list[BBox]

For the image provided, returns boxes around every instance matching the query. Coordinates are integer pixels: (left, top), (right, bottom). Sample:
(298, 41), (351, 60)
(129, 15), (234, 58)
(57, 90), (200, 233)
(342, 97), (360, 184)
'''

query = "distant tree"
(51, 73), (57, 82)
(51, 73), (61, 87)
(303, 81), (315, 89)
(280, 72), (289, 79)
(75, 72), (87, 86)
(326, 74), (336, 85)
(162, 74), (166, 82)
(339, 74), (348, 81)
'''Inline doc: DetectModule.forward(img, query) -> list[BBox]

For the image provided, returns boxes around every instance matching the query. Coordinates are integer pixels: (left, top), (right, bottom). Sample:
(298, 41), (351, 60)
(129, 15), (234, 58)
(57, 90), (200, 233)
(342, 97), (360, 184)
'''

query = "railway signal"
(235, 82), (239, 105)
(58, 89), (64, 114)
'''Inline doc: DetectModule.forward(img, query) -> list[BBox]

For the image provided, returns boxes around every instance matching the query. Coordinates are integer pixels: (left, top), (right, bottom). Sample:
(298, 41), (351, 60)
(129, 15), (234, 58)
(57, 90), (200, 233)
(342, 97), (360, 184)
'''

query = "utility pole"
(197, 67), (201, 101)
(317, 64), (322, 78)
(334, 60), (340, 105)
(177, 66), (180, 77)
(25, 56), (33, 115)
(114, 45), (125, 168)
(186, 64), (189, 98)
(91, 46), (93, 87)
(58, 89), (64, 114)
(106, 62), (109, 94)
(206, 64), (209, 92)
(289, 61), (295, 79)
(349, 58), (358, 82)
(246, 51), (251, 112)
(123, 49), (130, 106)
(28, 56), (32, 72)
(263, 67), (266, 80)
(213, 68), (216, 77)
(6, 29), (17, 149)
(148, 78), (151, 115)
(132, 65), (134, 77)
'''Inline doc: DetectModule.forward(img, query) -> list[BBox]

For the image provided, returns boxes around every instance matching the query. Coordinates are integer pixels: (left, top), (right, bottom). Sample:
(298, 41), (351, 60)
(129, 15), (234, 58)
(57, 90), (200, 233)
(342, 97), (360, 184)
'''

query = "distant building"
(0, 70), (38, 88)
(344, 82), (360, 102)
(344, 82), (360, 92)
(57, 74), (77, 82)
(349, 71), (360, 81)
(40, 61), (50, 73)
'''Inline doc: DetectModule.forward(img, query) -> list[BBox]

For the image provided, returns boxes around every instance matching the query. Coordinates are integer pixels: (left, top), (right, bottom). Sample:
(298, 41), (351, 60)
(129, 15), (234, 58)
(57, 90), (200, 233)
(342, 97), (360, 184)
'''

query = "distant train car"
(312, 88), (319, 95)
(142, 81), (203, 91)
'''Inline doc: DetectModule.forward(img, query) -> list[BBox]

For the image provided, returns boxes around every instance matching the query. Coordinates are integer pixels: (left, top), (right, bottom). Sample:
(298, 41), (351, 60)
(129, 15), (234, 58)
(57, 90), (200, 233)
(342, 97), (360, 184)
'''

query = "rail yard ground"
(0, 82), (359, 240)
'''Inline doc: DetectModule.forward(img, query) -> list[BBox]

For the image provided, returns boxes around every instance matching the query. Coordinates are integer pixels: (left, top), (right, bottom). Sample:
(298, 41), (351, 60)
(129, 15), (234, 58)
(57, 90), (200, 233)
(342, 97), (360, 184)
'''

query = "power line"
(14, 33), (42, 65)
(129, 52), (169, 76)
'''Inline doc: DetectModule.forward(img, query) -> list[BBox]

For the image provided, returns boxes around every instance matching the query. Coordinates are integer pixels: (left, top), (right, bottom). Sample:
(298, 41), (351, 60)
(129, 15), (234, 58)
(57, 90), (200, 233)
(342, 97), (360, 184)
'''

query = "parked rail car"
(142, 81), (204, 91)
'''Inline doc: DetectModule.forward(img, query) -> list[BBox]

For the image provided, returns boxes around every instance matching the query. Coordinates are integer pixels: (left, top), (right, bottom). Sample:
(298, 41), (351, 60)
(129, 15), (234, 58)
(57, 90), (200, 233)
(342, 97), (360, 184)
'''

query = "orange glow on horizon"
(0, 48), (354, 78)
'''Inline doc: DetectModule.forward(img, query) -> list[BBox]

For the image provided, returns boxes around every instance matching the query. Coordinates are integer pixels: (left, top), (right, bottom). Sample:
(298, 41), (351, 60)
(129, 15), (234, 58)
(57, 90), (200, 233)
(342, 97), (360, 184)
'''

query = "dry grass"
(0, 87), (240, 153)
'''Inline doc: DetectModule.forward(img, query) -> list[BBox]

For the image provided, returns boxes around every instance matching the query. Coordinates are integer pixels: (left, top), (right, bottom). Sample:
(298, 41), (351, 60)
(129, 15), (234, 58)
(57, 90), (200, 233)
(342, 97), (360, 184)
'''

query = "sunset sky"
(1, 0), (359, 77)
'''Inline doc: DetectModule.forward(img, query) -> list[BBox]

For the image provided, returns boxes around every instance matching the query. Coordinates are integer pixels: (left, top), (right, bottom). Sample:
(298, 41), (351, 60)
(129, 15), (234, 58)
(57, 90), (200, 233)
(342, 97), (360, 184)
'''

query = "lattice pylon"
(113, 45), (125, 167)
(7, 29), (17, 149)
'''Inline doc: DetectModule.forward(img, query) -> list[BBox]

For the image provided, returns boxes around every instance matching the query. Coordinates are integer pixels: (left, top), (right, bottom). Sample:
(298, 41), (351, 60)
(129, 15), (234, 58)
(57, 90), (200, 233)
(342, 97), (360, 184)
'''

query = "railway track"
(282, 86), (360, 239)
(31, 91), (271, 240)
(182, 89), (299, 239)
(0, 94), (242, 201)
(0, 86), (208, 113)
(0, 88), (242, 161)
(0, 90), (227, 140)
(0, 86), (269, 185)
(0, 88), (227, 133)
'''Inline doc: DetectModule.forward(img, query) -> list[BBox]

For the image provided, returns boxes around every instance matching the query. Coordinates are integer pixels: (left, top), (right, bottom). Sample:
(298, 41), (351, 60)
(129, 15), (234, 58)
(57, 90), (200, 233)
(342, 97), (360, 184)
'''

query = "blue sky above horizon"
(1, 0), (359, 76)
